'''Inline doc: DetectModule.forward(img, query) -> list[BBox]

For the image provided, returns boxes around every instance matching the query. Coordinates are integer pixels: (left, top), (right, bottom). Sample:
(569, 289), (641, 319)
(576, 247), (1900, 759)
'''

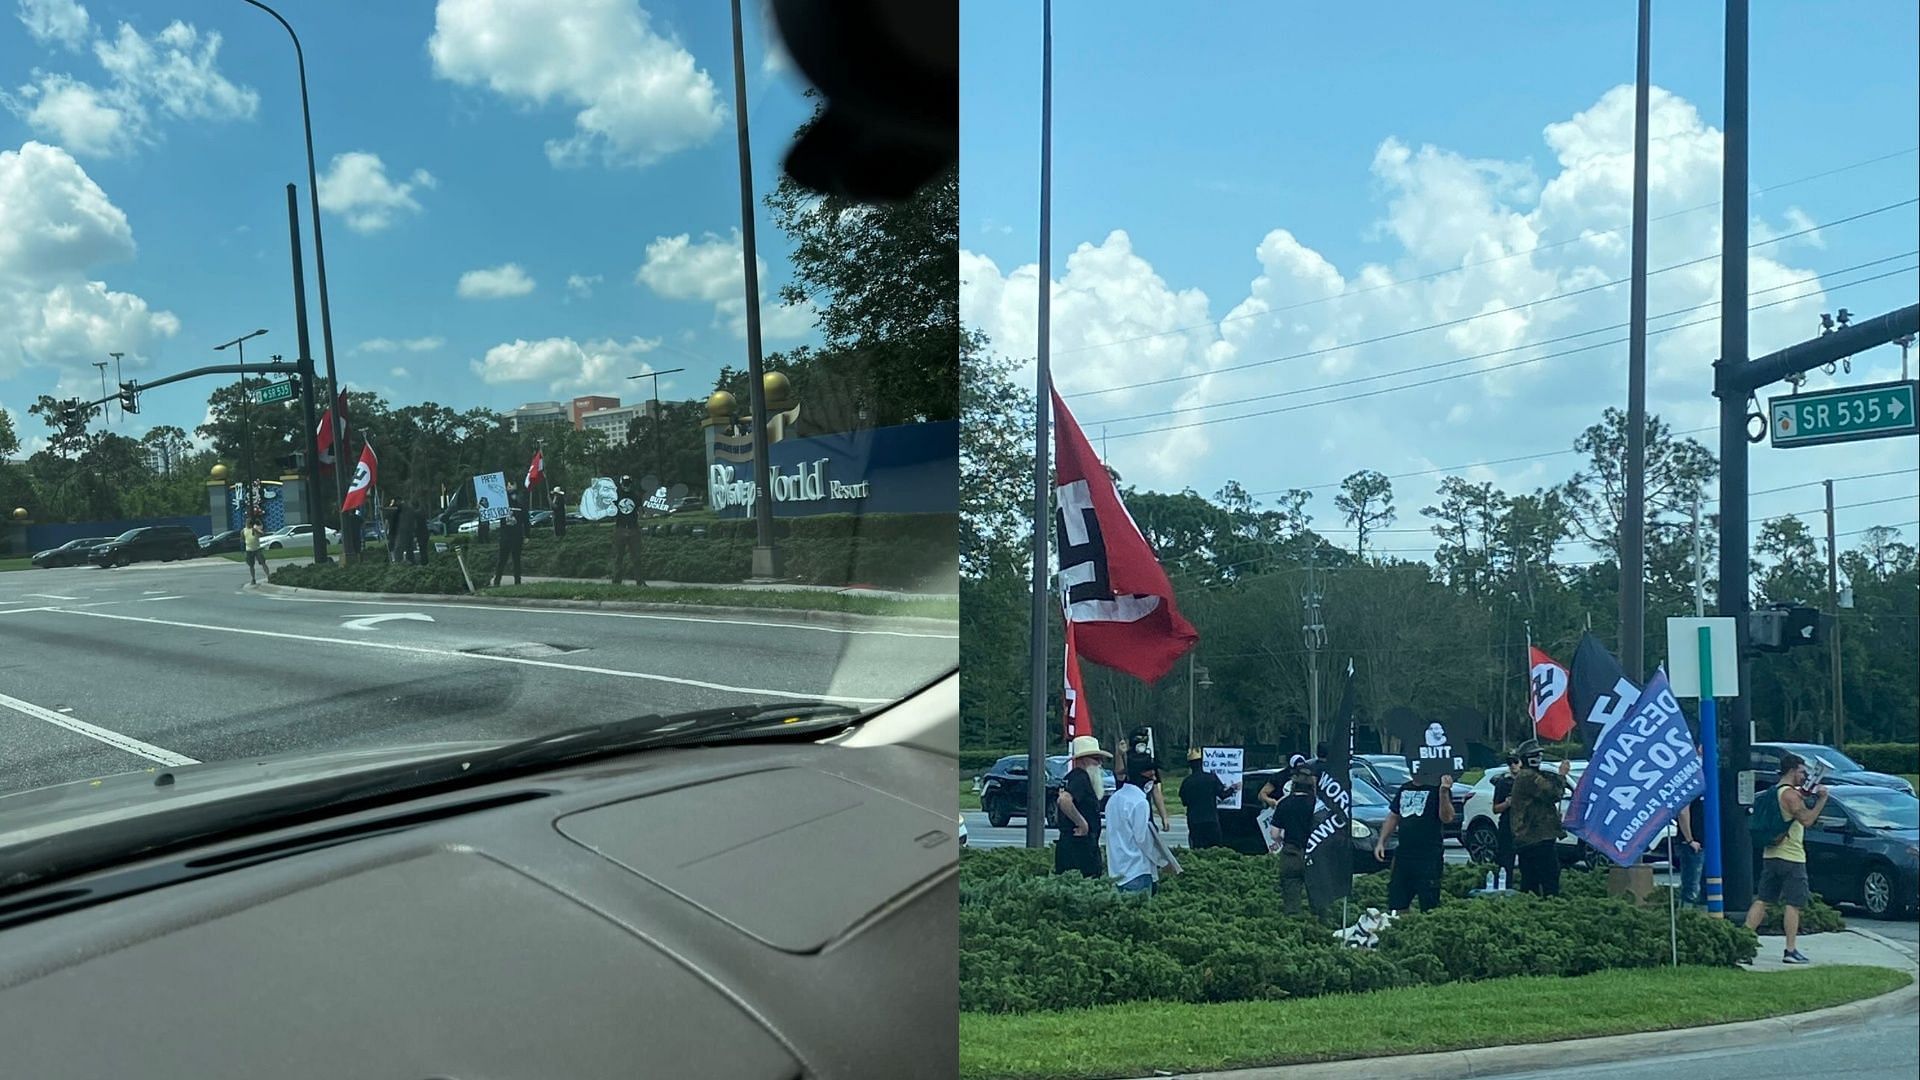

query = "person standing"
(1508, 739), (1572, 897)
(1744, 752), (1825, 964)
(611, 474), (644, 586)
(241, 514), (267, 585)
(491, 480), (527, 587)
(1052, 737), (1110, 878)
(1490, 750), (1521, 879)
(1676, 746), (1706, 909)
(384, 496), (404, 562)
(1376, 771), (1453, 913)
(1269, 761), (1317, 916)
(411, 496), (433, 565)
(550, 485), (567, 539)
(1178, 748), (1237, 850)
(1108, 752), (1178, 895)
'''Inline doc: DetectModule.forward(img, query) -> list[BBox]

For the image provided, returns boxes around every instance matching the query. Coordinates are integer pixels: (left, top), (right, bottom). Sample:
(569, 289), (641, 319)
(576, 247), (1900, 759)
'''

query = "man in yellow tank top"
(1743, 752), (1828, 964)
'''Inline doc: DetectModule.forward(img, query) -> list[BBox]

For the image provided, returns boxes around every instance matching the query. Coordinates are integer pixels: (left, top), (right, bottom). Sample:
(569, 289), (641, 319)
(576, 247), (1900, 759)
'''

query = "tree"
(958, 332), (1033, 579)
(1335, 469), (1395, 561)
(139, 425), (192, 476)
(0, 407), (18, 459)
(28, 396), (96, 460)
(764, 100), (958, 426)
(1558, 408), (1716, 557)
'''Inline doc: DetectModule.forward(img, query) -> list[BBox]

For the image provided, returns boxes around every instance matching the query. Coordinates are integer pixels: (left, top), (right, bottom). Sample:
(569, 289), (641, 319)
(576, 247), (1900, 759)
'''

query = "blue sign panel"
(709, 421), (957, 518)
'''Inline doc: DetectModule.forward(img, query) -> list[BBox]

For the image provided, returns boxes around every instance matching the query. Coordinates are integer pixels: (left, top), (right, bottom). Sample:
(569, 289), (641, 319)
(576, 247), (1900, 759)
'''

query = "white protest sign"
(578, 477), (618, 521)
(1203, 746), (1244, 810)
(472, 471), (510, 522)
(1665, 617), (1739, 699)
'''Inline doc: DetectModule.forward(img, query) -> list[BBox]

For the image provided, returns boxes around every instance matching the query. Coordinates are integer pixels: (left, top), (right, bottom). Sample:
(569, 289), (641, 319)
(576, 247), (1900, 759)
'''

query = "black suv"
(975, 755), (1115, 829)
(89, 526), (200, 568)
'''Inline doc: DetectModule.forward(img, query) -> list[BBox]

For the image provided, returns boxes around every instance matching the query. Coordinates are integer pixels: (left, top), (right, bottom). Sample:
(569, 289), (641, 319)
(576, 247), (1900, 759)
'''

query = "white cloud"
(457, 263), (536, 299)
(317, 152), (434, 233)
(961, 83), (1838, 516)
(636, 229), (815, 340)
(354, 336), (444, 354)
(428, 0), (726, 169)
(389, 366), (411, 379)
(8, 74), (134, 156)
(565, 272), (602, 298)
(0, 141), (177, 381)
(469, 334), (660, 392)
(92, 20), (257, 122)
(18, 0), (91, 50)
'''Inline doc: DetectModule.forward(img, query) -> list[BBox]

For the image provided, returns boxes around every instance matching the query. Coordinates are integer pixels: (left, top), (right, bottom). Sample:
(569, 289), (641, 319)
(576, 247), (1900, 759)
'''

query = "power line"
(1039, 147), (1920, 363)
(1102, 263), (1917, 441)
(1062, 196), (1916, 399)
(1089, 252), (1914, 428)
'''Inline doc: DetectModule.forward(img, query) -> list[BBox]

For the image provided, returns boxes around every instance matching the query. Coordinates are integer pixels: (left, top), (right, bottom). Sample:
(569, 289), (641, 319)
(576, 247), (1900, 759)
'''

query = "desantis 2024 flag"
(1562, 669), (1706, 866)
(1052, 386), (1197, 683)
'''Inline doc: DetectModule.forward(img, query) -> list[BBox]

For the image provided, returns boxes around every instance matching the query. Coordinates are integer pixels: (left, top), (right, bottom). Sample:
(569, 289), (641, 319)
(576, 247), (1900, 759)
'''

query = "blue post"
(1698, 626), (1725, 916)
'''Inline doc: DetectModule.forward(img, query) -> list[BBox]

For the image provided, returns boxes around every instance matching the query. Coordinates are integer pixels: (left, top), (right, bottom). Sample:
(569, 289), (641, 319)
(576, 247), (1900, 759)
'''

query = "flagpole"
(1025, 0), (1054, 850)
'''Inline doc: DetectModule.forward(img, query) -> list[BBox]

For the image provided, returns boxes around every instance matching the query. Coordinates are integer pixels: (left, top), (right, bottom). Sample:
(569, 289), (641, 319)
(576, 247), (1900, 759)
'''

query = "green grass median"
(961, 784), (981, 811)
(960, 964), (1912, 1080)
(0, 556), (34, 572)
(476, 581), (957, 619)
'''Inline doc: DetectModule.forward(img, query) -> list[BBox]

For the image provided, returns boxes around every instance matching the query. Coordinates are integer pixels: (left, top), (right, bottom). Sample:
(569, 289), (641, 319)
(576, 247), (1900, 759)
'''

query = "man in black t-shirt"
(1053, 736), (1111, 878)
(1490, 750), (1521, 875)
(1376, 772), (1455, 913)
(1269, 762), (1317, 916)
(610, 475), (644, 586)
(1178, 748), (1238, 850)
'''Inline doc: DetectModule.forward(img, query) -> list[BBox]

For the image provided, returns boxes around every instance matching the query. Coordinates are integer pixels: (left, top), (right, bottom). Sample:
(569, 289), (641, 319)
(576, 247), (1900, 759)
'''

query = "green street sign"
(1768, 379), (1918, 449)
(253, 378), (296, 405)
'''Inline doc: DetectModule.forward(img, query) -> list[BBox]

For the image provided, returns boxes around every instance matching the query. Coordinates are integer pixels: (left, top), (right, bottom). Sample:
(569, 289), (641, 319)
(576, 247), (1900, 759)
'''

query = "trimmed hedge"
(269, 560), (470, 594)
(1844, 743), (1919, 776)
(958, 847), (1758, 1014)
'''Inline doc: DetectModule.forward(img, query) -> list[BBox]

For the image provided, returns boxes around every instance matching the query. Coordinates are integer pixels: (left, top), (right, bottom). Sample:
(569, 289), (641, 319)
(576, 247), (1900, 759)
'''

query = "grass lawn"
(218, 548), (312, 562)
(1902, 774), (1919, 791)
(0, 556), (35, 572)
(482, 580), (958, 620)
(960, 783), (981, 811)
(958, 965), (1912, 1080)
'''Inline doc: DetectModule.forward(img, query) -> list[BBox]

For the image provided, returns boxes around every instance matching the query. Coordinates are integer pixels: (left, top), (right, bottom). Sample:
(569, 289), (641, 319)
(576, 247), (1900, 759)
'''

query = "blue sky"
(2, 0), (817, 446)
(962, 1), (1920, 564)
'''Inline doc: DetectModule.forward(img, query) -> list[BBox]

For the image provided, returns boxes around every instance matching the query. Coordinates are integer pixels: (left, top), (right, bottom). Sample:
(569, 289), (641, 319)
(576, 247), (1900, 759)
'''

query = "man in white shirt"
(1108, 753), (1179, 894)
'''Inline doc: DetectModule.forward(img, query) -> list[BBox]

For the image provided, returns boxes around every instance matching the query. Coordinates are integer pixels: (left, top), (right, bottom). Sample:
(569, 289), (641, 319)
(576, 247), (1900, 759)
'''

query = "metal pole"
(1824, 480), (1843, 747)
(1621, 0), (1652, 683)
(110, 352), (123, 423)
(1713, 0), (1754, 917)
(286, 183), (328, 564)
(728, 0), (780, 579)
(92, 362), (108, 430)
(1699, 625), (1725, 916)
(1026, 0), (1054, 849)
(1187, 652), (1196, 750)
(1692, 490), (1706, 616)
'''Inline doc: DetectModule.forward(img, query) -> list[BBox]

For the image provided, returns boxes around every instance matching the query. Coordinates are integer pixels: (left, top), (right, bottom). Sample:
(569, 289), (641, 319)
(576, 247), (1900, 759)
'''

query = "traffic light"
(118, 380), (138, 415)
(1746, 604), (1824, 652)
(276, 451), (306, 471)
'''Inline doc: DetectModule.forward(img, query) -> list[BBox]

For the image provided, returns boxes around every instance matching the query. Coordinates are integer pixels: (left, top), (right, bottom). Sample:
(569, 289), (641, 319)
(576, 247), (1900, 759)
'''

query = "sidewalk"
(1176, 926), (1917, 1080)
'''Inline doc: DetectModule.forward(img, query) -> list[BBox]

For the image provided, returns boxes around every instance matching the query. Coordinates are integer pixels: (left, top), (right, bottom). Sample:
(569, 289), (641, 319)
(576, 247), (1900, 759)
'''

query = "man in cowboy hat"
(1108, 751), (1179, 894)
(1508, 738), (1572, 897)
(1178, 747), (1239, 850)
(1053, 735), (1111, 878)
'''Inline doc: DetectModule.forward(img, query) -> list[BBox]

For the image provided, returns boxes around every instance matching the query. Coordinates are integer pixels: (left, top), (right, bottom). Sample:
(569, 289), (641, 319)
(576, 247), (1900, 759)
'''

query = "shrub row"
(958, 847), (1760, 1014)
(1843, 743), (1919, 776)
(269, 560), (470, 595)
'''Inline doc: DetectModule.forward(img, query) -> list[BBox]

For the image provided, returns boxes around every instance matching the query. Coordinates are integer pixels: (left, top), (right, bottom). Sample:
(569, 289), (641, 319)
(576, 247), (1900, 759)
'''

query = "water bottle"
(1484, 870), (1495, 892)
(1497, 868), (1508, 891)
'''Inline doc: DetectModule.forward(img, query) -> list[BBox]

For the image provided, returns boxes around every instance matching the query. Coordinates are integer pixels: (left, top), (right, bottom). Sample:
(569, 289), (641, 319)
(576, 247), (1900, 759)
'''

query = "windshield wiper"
(476, 700), (865, 775)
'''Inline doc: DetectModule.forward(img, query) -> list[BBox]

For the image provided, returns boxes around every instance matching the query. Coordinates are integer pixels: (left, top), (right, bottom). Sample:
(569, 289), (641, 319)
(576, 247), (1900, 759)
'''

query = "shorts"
(1756, 857), (1811, 908)
(245, 550), (267, 570)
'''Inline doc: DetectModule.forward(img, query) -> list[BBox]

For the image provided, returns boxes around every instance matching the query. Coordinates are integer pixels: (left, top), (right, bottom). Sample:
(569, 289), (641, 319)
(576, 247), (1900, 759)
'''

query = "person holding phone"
(1744, 752), (1827, 964)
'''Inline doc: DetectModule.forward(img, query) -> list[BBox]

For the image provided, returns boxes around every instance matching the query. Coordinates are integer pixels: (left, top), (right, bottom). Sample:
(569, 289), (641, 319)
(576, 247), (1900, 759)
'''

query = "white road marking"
(0, 606), (58, 616)
(255, 591), (959, 640)
(48, 607), (896, 705)
(0, 689), (199, 767)
(342, 612), (434, 630)
(136, 595), (185, 602)
(22, 593), (81, 601)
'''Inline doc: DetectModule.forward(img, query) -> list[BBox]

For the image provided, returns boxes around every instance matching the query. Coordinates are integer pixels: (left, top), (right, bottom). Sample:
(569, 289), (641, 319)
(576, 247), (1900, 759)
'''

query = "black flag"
(1569, 632), (1640, 758)
(1305, 659), (1356, 912)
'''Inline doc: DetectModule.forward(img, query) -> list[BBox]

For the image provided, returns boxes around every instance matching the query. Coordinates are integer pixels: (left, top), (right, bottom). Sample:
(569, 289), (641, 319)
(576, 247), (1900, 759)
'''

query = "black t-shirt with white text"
(1391, 785), (1446, 868)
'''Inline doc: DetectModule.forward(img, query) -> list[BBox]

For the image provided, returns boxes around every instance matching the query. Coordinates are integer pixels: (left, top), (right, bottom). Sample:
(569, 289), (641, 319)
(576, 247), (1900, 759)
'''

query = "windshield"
(0, 0), (958, 847)
(1351, 775), (1387, 807)
(1366, 759), (1411, 786)
(1838, 789), (1919, 830)
(1805, 747), (1866, 772)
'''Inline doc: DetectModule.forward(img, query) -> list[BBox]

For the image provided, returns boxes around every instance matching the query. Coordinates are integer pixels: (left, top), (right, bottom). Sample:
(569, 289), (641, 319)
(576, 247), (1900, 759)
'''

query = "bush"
(1756, 893), (1847, 935)
(1844, 743), (1919, 776)
(957, 847), (1756, 1014)
(269, 559), (469, 594)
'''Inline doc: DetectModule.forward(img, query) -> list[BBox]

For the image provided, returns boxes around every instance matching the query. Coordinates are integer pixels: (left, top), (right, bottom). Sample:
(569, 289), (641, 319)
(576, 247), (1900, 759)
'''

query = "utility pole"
(1620, 0), (1653, 684)
(728, 0), (779, 581)
(627, 366), (686, 484)
(1824, 480), (1844, 748)
(109, 353), (124, 423)
(1303, 557), (1327, 750)
(91, 361), (108, 431)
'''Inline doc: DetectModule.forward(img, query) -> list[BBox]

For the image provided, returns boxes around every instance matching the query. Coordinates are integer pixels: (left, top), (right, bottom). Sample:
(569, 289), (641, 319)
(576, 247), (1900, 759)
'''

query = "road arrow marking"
(341, 612), (435, 631)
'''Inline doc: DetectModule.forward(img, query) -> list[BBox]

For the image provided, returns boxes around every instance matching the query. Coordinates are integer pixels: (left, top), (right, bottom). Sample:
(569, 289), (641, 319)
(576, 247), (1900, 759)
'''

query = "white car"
(1458, 761), (1674, 867)
(260, 524), (341, 550)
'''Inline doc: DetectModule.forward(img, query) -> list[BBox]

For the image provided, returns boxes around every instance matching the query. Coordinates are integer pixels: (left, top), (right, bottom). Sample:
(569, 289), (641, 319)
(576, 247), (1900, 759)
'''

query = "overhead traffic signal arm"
(1721, 303), (1919, 396)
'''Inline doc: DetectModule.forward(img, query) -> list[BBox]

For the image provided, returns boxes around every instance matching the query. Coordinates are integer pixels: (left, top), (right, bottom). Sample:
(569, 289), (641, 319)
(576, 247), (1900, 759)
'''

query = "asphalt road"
(1486, 1007), (1919, 1080)
(0, 559), (957, 797)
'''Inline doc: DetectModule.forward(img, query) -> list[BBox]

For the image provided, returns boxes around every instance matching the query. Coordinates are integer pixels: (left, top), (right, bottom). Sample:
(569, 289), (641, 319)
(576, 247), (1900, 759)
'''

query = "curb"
(1845, 924), (1920, 962)
(1173, 979), (1918, 1080)
(246, 582), (959, 635)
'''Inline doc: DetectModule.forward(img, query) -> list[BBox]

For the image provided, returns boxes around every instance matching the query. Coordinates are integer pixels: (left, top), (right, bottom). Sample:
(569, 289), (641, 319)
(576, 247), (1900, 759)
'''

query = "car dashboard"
(0, 697), (959, 1079)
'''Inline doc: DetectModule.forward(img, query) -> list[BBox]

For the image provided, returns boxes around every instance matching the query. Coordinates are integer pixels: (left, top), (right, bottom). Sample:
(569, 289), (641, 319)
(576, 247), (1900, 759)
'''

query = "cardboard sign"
(1202, 747), (1244, 811)
(472, 471), (510, 522)
(1410, 719), (1467, 782)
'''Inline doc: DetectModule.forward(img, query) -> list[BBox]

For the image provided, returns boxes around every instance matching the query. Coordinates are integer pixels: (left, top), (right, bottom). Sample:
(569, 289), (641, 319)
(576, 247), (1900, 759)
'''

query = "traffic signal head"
(118, 380), (138, 414)
(1746, 604), (1823, 652)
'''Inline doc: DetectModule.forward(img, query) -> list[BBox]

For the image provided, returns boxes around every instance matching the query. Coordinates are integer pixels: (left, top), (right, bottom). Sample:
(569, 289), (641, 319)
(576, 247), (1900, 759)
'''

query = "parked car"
(199, 530), (245, 555)
(1218, 770), (1396, 872)
(1802, 784), (1919, 918)
(1753, 743), (1914, 796)
(1458, 761), (1673, 868)
(431, 509), (478, 535)
(528, 510), (553, 529)
(260, 524), (340, 550)
(1355, 754), (1413, 801)
(974, 754), (1114, 829)
(29, 537), (115, 569)
(88, 526), (200, 568)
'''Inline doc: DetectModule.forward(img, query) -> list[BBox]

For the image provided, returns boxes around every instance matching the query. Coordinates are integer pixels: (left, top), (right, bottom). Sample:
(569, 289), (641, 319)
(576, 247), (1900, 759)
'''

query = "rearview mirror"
(1815, 815), (1848, 832)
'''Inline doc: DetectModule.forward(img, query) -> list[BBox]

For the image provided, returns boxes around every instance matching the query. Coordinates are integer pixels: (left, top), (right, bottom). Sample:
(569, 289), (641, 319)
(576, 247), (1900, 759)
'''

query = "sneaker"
(1783, 949), (1812, 964)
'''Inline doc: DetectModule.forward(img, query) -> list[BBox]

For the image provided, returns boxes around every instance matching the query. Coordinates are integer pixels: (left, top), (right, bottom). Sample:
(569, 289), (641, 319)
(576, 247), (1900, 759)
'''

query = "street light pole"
(91, 361), (108, 431)
(728, 0), (779, 579)
(215, 329), (270, 508)
(243, 0), (350, 553)
(627, 366), (686, 482)
(109, 352), (124, 423)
